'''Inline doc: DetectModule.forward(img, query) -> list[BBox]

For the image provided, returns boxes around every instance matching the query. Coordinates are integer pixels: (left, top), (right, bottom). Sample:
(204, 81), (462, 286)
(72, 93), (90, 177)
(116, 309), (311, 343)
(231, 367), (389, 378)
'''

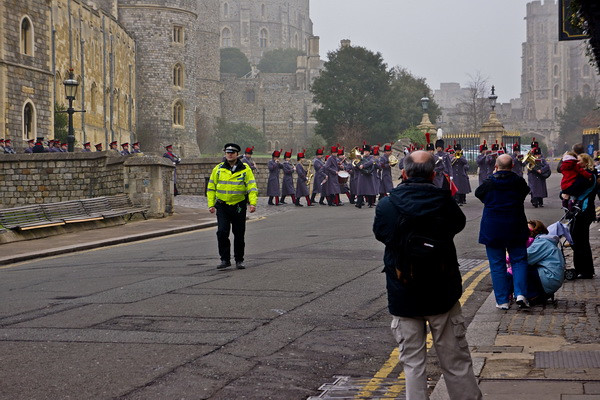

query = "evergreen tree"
(310, 45), (397, 145)
(220, 48), (252, 77)
(390, 67), (440, 133)
(558, 95), (598, 151)
(258, 48), (305, 73)
(54, 103), (68, 143)
(208, 119), (267, 154)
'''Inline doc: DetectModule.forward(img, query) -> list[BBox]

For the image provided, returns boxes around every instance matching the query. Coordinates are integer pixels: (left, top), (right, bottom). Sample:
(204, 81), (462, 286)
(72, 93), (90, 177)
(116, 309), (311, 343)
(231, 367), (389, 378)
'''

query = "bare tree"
(456, 72), (490, 134)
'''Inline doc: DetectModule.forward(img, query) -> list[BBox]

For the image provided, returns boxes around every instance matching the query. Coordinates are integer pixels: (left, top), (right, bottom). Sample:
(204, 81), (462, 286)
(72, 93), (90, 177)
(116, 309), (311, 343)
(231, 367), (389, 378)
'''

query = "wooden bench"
(0, 204), (66, 231)
(41, 200), (104, 224)
(105, 194), (148, 220)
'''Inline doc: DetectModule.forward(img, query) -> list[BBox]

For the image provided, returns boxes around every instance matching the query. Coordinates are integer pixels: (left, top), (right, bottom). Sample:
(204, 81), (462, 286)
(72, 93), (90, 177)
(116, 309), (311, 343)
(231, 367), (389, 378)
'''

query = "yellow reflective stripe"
(247, 180), (256, 184)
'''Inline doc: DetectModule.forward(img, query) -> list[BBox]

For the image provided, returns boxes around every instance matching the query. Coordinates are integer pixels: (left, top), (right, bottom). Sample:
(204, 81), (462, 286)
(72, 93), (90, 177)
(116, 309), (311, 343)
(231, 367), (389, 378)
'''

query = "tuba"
(348, 146), (362, 166)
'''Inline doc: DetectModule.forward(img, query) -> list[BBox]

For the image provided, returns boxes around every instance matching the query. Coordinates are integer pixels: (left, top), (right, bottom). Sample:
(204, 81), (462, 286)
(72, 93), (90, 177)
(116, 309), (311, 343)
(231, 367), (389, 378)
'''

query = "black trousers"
(216, 201), (247, 262)
(571, 206), (595, 277)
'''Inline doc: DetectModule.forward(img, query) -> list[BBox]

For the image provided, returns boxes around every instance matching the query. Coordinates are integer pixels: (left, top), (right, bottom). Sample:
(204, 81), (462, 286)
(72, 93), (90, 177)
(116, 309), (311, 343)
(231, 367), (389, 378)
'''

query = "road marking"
(355, 261), (490, 399)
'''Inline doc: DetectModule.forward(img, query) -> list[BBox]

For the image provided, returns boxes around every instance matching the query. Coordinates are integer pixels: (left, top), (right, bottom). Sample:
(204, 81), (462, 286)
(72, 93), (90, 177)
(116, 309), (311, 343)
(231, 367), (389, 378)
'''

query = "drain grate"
(535, 351), (600, 368)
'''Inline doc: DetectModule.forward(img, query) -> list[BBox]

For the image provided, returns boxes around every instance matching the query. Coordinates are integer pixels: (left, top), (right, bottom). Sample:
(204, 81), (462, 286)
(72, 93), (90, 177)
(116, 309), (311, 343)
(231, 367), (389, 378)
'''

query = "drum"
(337, 171), (350, 184)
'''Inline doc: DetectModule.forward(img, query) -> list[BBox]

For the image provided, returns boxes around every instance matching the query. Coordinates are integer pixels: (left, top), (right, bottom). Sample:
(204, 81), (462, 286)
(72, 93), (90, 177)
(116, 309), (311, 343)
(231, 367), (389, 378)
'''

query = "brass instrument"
(305, 159), (314, 184)
(388, 154), (399, 167)
(451, 150), (463, 165)
(348, 146), (362, 166)
(523, 150), (537, 171)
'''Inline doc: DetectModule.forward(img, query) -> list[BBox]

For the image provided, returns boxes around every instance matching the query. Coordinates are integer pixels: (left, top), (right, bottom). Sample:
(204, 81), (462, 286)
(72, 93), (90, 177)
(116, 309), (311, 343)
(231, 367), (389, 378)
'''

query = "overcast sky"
(311, 0), (531, 103)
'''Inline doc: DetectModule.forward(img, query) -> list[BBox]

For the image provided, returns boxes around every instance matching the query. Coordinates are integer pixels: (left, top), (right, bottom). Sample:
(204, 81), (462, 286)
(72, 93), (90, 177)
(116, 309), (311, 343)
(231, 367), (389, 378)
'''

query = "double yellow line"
(356, 261), (490, 399)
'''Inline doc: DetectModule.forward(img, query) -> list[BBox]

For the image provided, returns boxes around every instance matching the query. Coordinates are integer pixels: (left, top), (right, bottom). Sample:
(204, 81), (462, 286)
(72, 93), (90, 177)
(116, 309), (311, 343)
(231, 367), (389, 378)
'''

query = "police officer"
(207, 143), (258, 270)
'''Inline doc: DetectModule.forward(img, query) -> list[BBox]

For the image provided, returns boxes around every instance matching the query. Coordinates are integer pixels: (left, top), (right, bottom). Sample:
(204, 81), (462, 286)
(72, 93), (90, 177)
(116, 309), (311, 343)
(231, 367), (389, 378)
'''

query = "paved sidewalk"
(433, 220), (600, 400)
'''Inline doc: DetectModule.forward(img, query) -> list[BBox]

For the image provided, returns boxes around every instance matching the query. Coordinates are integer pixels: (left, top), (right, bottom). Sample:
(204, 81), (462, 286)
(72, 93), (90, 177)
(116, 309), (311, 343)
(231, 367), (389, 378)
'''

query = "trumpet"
(388, 154), (399, 167)
(451, 150), (463, 165)
(305, 159), (314, 184)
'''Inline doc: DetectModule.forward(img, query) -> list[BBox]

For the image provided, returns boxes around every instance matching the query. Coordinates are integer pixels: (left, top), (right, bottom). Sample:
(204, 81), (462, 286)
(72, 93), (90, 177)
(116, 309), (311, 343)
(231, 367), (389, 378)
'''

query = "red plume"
(425, 132), (431, 144)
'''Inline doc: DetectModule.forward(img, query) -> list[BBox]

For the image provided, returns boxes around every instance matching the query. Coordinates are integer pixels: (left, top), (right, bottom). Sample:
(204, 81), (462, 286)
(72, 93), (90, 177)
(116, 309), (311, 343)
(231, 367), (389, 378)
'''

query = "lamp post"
(62, 69), (85, 152)
(417, 94), (436, 136)
(479, 85), (505, 144)
(488, 85), (498, 111)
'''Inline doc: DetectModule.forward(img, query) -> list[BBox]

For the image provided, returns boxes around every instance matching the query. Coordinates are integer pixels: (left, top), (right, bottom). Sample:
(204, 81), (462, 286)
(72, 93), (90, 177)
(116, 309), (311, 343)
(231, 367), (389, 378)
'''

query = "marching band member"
(323, 145), (342, 206)
(267, 149), (283, 205)
(280, 150), (296, 205)
(451, 142), (471, 205)
(295, 150), (313, 206)
(337, 147), (352, 204)
(355, 143), (377, 208)
(372, 145), (382, 199)
(241, 146), (258, 175)
(311, 147), (326, 205)
(528, 145), (551, 208)
(511, 141), (526, 177)
(432, 138), (453, 189)
(477, 141), (494, 185)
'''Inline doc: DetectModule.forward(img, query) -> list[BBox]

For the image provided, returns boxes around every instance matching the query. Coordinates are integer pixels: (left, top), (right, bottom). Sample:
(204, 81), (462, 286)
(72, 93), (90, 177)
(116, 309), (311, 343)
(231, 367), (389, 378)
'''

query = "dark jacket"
(373, 178), (465, 317)
(475, 170), (530, 248)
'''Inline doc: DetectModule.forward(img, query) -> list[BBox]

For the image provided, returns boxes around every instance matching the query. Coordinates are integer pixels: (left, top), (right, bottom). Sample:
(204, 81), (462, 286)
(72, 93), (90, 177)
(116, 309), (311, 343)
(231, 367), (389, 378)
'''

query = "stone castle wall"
(220, 73), (317, 151)
(220, 0), (312, 64)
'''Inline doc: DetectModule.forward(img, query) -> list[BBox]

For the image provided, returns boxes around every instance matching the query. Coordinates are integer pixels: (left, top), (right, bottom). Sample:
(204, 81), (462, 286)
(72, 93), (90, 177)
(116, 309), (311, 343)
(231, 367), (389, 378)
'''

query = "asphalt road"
(0, 172), (565, 400)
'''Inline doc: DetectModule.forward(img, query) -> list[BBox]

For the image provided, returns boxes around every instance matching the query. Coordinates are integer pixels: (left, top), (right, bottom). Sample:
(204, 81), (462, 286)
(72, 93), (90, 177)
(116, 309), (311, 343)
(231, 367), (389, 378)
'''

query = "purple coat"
(295, 163), (310, 197)
(312, 157), (325, 194)
(379, 154), (394, 194)
(355, 155), (377, 196)
(241, 155), (258, 175)
(511, 153), (526, 177)
(477, 153), (495, 185)
(281, 160), (295, 196)
(451, 156), (471, 194)
(267, 159), (282, 196)
(527, 158), (550, 198)
(323, 155), (341, 195)
(433, 151), (453, 188)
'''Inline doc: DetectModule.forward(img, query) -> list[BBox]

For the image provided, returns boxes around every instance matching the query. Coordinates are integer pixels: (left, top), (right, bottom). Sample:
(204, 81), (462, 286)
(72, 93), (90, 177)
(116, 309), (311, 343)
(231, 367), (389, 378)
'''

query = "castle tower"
(219, 0), (313, 65)
(116, 0), (204, 157)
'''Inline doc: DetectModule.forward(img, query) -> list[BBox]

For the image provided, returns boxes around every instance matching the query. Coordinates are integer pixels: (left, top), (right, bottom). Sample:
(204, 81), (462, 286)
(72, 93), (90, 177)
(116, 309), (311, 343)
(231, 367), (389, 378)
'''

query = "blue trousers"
(486, 246), (528, 305)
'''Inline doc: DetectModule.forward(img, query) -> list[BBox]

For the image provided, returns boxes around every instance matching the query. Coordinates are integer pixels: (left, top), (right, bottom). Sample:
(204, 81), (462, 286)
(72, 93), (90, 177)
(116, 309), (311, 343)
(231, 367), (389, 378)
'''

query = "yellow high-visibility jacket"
(207, 160), (258, 207)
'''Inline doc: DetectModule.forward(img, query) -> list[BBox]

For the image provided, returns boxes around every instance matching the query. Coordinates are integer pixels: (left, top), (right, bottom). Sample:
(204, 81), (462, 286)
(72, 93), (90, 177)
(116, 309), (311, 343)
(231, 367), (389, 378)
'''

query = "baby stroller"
(548, 210), (576, 280)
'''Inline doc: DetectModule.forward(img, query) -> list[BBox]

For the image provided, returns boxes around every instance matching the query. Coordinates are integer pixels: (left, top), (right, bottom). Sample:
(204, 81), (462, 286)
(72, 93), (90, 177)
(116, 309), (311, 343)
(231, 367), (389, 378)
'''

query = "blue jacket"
(527, 234), (565, 294)
(475, 170), (530, 248)
(373, 178), (465, 317)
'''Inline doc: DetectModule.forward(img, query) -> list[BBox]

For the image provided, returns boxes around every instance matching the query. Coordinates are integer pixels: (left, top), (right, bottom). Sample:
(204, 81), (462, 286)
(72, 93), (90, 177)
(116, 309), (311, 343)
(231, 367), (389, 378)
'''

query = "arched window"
(173, 63), (183, 87)
(23, 101), (35, 140)
(259, 28), (268, 48)
(221, 28), (232, 47)
(173, 101), (184, 126)
(553, 65), (559, 76)
(553, 84), (559, 98)
(90, 83), (98, 113)
(20, 16), (34, 56)
(583, 84), (591, 97)
(223, 2), (229, 17)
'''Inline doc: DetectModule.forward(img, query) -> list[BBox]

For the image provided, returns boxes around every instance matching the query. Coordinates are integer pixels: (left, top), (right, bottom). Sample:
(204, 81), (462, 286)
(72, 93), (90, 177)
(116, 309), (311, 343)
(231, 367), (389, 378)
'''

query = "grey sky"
(311, 0), (530, 103)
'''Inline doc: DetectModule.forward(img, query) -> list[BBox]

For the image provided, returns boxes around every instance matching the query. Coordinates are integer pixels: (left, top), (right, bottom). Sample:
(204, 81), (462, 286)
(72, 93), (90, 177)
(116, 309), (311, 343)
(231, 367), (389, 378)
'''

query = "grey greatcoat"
(281, 160), (295, 196)
(241, 155), (258, 175)
(372, 156), (382, 194)
(511, 153), (526, 177)
(477, 153), (495, 185)
(451, 156), (471, 194)
(379, 154), (394, 194)
(312, 157), (325, 194)
(267, 159), (282, 196)
(295, 163), (310, 197)
(323, 155), (341, 195)
(527, 158), (550, 198)
(433, 151), (453, 188)
(355, 155), (377, 196)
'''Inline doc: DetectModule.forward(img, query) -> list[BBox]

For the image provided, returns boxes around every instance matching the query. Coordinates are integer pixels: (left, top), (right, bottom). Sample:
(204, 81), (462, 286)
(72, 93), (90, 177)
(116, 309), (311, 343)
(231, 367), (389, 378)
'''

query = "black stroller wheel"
(565, 269), (577, 280)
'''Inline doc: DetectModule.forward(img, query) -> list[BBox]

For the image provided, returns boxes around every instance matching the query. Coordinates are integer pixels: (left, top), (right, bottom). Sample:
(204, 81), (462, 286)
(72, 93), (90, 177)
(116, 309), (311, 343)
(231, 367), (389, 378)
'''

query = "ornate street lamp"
(417, 94), (435, 136)
(488, 85), (498, 111)
(62, 69), (85, 152)
(420, 96), (430, 112)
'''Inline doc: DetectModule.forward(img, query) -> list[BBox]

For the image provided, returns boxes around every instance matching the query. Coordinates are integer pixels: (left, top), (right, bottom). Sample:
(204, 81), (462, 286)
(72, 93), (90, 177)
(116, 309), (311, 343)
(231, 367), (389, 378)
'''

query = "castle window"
(223, 2), (229, 17)
(554, 107), (559, 119)
(553, 84), (559, 98)
(20, 16), (34, 56)
(173, 63), (184, 87)
(259, 29), (268, 48)
(23, 101), (35, 140)
(246, 89), (255, 103)
(173, 101), (184, 126)
(173, 26), (183, 44)
(553, 65), (558, 77)
(221, 28), (232, 47)
(261, 4), (266, 18)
